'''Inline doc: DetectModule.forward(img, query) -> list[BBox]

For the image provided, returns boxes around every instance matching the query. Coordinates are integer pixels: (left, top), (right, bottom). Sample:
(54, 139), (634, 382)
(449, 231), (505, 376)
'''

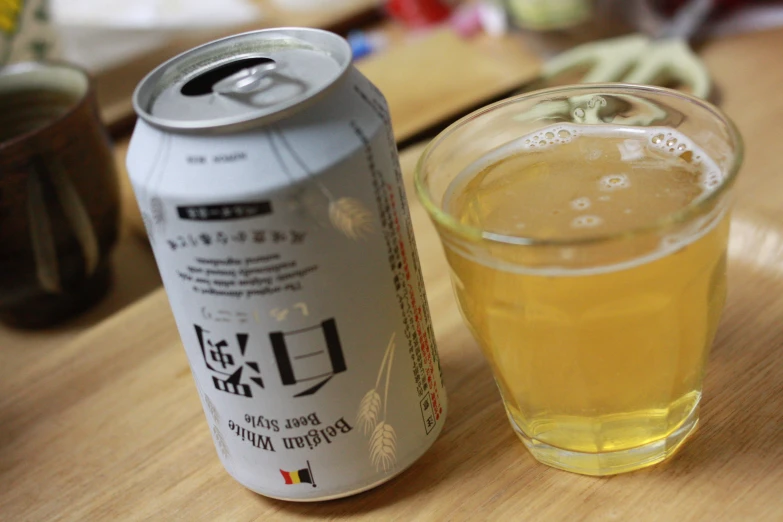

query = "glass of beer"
(416, 84), (743, 475)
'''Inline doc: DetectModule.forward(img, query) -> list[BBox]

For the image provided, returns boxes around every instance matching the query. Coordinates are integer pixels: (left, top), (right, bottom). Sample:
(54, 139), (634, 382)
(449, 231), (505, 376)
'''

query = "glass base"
(510, 404), (699, 476)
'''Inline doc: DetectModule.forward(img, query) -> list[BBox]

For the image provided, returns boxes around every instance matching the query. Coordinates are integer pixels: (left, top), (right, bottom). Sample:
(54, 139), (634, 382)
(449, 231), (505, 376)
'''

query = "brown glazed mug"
(0, 62), (120, 328)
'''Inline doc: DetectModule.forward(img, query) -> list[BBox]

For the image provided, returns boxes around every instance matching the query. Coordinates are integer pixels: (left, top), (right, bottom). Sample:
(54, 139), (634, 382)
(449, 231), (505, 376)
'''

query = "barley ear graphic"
(370, 421), (397, 472)
(356, 333), (394, 434)
(213, 425), (230, 459)
(270, 128), (375, 241)
(204, 393), (220, 424)
(356, 389), (381, 436)
(328, 197), (374, 240)
(151, 197), (165, 226)
(371, 334), (398, 471)
(357, 333), (399, 472)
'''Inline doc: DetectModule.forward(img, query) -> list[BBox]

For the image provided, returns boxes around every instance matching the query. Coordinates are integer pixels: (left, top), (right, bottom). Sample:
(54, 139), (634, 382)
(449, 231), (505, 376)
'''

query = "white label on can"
(127, 73), (446, 500)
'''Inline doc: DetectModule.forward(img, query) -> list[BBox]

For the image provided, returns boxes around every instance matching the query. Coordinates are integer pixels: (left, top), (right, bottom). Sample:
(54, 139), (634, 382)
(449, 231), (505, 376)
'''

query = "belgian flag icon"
(280, 461), (316, 487)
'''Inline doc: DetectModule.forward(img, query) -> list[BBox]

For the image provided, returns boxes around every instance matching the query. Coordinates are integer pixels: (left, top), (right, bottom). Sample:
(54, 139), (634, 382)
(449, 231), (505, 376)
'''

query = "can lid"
(132, 28), (353, 133)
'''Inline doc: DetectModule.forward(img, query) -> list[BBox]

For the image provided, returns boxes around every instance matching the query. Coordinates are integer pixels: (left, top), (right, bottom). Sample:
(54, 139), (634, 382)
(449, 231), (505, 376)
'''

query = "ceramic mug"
(0, 62), (120, 328)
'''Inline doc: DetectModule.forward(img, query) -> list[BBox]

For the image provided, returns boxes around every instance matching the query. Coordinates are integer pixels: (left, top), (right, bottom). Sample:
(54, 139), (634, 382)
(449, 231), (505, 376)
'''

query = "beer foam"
(618, 139), (645, 162)
(522, 125), (581, 149)
(455, 123), (725, 205)
(444, 123), (729, 277)
(451, 125), (584, 180)
(646, 129), (724, 192)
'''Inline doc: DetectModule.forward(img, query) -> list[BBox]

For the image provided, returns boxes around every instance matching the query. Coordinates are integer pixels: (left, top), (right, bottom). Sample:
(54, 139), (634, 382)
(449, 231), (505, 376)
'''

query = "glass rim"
(414, 83), (744, 247)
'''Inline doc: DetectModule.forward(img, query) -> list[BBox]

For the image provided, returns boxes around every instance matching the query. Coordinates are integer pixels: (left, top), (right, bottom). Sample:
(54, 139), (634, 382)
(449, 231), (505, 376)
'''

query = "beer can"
(126, 28), (446, 501)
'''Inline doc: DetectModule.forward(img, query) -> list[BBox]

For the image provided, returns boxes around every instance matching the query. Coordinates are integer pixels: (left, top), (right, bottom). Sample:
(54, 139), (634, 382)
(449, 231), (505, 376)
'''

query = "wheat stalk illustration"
(148, 136), (172, 230)
(356, 333), (398, 472)
(150, 197), (165, 226)
(356, 390), (381, 436)
(199, 387), (229, 459)
(138, 134), (172, 245)
(372, 338), (397, 472)
(203, 392), (221, 424)
(213, 425), (230, 459)
(191, 381), (230, 461)
(270, 127), (375, 241)
(329, 197), (374, 240)
(370, 421), (397, 473)
(356, 334), (394, 434)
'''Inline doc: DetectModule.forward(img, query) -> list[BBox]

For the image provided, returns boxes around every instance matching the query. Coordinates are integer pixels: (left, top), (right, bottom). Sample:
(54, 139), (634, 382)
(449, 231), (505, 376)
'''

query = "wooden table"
(2, 23), (783, 522)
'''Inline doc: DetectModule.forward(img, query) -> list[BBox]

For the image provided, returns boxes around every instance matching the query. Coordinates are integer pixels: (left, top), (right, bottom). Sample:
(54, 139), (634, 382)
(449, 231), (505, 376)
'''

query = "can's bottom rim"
(224, 415), (447, 502)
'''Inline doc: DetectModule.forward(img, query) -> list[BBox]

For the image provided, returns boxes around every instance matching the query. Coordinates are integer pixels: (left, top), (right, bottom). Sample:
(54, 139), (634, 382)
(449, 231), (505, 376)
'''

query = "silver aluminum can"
(126, 28), (446, 501)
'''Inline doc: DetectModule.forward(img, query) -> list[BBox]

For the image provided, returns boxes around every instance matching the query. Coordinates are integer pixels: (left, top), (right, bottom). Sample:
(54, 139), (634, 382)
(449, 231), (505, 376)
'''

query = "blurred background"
(2, 0), (779, 139)
(3, 0), (780, 72)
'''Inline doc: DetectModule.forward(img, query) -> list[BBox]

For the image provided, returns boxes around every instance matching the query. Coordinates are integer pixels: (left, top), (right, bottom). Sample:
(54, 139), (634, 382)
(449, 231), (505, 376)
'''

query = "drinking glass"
(415, 84), (743, 475)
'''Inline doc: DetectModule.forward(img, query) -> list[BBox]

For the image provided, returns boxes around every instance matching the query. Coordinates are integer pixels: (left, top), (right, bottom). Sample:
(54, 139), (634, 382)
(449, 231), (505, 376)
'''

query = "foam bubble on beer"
(509, 125), (725, 197)
(519, 125), (580, 150)
(453, 124), (725, 207)
(600, 173), (631, 191)
(571, 215), (603, 228)
(570, 197), (591, 210)
(646, 128), (724, 192)
(546, 125), (726, 196)
(618, 139), (645, 162)
(446, 123), (730, 276)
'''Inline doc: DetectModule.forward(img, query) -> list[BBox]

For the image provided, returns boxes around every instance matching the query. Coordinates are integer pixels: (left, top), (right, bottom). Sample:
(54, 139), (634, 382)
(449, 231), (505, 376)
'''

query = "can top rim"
(132, 27), (353, 133)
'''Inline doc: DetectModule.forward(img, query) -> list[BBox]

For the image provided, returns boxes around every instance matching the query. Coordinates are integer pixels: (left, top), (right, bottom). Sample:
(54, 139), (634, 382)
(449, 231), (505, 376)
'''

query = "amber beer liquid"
(126, 28), (446, 500)
(448, 124), (728, 464)
(418, 91), (742, 475)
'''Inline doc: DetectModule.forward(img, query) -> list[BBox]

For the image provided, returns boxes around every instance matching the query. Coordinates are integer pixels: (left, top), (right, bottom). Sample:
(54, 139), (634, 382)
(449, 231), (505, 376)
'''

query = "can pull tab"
(212, 62), (279, 95)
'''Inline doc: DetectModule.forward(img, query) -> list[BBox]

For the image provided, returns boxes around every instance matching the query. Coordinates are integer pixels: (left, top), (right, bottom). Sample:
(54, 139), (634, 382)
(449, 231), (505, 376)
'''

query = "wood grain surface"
(2, 26), (783, 522)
